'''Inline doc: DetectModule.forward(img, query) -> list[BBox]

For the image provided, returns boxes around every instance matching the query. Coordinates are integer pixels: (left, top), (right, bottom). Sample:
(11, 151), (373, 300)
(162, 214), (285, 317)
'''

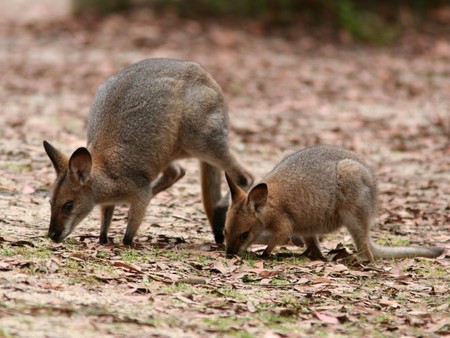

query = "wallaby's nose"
(225, 249), (235, 259)
(48, 230), (61, 243)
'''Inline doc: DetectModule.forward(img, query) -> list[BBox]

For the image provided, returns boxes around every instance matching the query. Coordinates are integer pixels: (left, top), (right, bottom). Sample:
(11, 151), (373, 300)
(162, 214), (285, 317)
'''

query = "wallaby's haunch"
(44, 58), (253, 245)
(225, 145), (444, 261)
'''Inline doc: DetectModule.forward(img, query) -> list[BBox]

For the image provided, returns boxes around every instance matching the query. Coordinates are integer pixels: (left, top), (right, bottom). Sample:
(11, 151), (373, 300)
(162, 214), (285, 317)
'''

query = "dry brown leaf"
(314, 311), (339, 324)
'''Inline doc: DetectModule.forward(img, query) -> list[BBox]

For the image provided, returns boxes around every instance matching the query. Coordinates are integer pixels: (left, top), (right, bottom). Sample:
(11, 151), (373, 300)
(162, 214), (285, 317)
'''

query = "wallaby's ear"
(43, 140), (68, 175)
(69, 147), (92, 185)
(248, 183), (268, 213)
(225, 172), (245, 201)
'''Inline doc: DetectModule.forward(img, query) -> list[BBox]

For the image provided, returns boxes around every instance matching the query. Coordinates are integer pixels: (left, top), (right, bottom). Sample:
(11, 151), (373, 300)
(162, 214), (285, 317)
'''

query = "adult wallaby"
(44, 58), (253, 245)
(225, 145), (444, 261)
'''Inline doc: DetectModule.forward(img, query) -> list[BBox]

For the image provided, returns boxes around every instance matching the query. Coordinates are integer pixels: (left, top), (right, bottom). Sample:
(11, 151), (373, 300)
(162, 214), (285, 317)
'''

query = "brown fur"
(225, 145), (444, 261)
(44, 58), (253, 245)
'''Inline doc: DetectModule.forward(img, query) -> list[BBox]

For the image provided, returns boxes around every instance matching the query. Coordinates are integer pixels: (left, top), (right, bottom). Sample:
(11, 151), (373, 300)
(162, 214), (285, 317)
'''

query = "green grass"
(159, 249), (191, 261)
(1, 162), (31, 172)
(201, 312), (299, 335)
(375, 236), (410, 247)
(216, 286), (247, 302)
(406, 260), (448, 278)
(270, 276), (289, 286)
(374, 313), (392, 324)
(242, 252), (259, 267)
(160, 282), (198, 294)
(0, 244), (53, 260)
(0, 247), (15, 257)
(119, 248), (144, 262)
(0, 327), (14, 338)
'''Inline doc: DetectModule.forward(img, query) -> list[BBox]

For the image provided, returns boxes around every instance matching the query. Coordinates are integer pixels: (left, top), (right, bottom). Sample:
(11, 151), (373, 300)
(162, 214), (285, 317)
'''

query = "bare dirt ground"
(0, 1), (449, 337)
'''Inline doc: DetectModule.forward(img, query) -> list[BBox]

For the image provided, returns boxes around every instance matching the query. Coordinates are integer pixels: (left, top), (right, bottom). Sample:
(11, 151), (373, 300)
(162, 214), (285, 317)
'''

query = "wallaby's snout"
(225, 245), (237, 258)
(47, 218), (65, 243)
(225, 252), (235, 259)
(48, 229), (62, 243)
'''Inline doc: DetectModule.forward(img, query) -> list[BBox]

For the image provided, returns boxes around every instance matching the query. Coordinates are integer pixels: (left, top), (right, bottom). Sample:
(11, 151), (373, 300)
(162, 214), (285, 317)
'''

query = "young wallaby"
(225, 145), (444, 261)
(43, 58), (253, 245)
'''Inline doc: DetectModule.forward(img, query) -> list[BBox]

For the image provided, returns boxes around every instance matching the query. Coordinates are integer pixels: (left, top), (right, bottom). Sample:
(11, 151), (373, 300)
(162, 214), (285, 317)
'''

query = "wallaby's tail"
(200, 161), (228, 244)
(369, 241), (444, 259)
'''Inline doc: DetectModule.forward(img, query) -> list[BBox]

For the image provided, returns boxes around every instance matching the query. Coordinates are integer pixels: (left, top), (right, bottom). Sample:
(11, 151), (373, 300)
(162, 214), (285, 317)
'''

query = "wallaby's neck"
(88, 150), (124, 205)
(90, 170), (116, 205)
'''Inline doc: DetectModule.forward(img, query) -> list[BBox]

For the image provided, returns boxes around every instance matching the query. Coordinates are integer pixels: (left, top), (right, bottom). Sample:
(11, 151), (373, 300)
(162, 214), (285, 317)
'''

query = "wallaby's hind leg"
(337, 159), (378, 262)
(99, 205), (115, 244)
(151, 163), (186, 196)
(200, 162), (225, 244)
(200, 153), (253, 244)
(339, 211), (374, 261)
(187, 107), (253, 243)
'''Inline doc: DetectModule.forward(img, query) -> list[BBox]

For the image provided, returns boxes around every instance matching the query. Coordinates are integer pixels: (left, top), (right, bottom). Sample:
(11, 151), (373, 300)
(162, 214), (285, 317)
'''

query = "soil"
(0, 1), (449, 337)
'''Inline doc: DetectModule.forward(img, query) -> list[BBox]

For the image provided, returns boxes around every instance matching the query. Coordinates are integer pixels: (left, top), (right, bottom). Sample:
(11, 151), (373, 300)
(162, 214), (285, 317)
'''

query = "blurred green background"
(71, 0), (450, 44)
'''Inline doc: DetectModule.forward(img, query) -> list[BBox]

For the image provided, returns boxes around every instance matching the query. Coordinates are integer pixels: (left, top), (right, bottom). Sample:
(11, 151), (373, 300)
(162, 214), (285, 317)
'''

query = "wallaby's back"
(88, 58), (226, 177)
(263, 145), (377, 235)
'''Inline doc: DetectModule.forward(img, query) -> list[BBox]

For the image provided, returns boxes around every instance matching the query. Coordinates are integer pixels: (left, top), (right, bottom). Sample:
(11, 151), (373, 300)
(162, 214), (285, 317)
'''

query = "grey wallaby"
(225, 144), (445, 261)
(43, 58), (253, 245)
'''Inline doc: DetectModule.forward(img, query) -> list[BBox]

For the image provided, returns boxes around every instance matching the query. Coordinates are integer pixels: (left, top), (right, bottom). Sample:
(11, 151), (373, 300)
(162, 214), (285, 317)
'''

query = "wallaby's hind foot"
(212, 197), (229, 244)
(339, 210), (375, 261)
(337, 159), (377, 262)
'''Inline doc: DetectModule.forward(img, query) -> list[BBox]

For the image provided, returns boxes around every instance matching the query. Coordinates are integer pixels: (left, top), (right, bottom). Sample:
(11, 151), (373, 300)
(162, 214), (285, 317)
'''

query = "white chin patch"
(60, 215), (76, 240)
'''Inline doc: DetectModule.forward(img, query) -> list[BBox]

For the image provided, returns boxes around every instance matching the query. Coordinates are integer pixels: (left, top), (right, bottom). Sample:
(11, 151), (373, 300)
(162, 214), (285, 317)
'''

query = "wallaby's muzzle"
(48, 229), (63, 243)
(47, 218), (69, 243)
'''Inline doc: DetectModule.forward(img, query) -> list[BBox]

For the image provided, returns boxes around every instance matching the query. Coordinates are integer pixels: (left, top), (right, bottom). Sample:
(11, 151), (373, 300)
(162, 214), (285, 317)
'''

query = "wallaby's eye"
(240, 231), (249, 241)
(62, 201), (73, 214)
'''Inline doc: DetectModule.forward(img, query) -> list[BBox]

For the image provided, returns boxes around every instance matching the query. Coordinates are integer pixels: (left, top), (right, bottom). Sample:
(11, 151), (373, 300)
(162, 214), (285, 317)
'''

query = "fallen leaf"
(112, 261), (142, 273)
(314, 311), (339, 324)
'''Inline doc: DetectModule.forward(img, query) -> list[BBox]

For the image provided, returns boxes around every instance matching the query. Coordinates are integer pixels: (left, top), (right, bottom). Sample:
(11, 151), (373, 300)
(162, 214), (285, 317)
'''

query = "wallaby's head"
(43, 141), (95, 243)
(225, 173), (268, 256)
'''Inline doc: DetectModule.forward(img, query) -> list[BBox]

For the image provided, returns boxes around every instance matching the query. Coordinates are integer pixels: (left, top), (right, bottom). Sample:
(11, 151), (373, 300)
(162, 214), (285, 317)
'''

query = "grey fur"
(44, 58), (253, 244)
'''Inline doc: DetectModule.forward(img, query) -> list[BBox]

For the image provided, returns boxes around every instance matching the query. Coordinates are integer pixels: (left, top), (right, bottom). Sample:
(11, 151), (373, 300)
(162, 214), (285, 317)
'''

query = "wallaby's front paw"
(122, 236), (134, 246)
(99, 235), (114, 245)
(215, 242), (226, 251)
(300, 248), (325, 261)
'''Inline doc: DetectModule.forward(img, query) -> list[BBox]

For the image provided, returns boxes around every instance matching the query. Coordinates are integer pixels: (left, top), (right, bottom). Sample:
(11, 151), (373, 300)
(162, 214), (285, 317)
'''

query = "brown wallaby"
(43, 58), (253, 245)
(225, 144), (444, 261)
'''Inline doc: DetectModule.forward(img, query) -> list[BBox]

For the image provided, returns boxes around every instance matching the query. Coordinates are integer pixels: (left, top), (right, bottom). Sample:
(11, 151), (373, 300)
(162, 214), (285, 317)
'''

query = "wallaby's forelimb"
(301, 236), (325, 261)
(99, 205), (115, 244)
(123, 201), (150, 245)
(151, 163), (186, 196)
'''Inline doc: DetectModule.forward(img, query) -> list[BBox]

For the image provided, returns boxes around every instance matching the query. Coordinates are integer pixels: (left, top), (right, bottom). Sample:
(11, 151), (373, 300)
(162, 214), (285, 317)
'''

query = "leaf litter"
(0, 0), (449, 337)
